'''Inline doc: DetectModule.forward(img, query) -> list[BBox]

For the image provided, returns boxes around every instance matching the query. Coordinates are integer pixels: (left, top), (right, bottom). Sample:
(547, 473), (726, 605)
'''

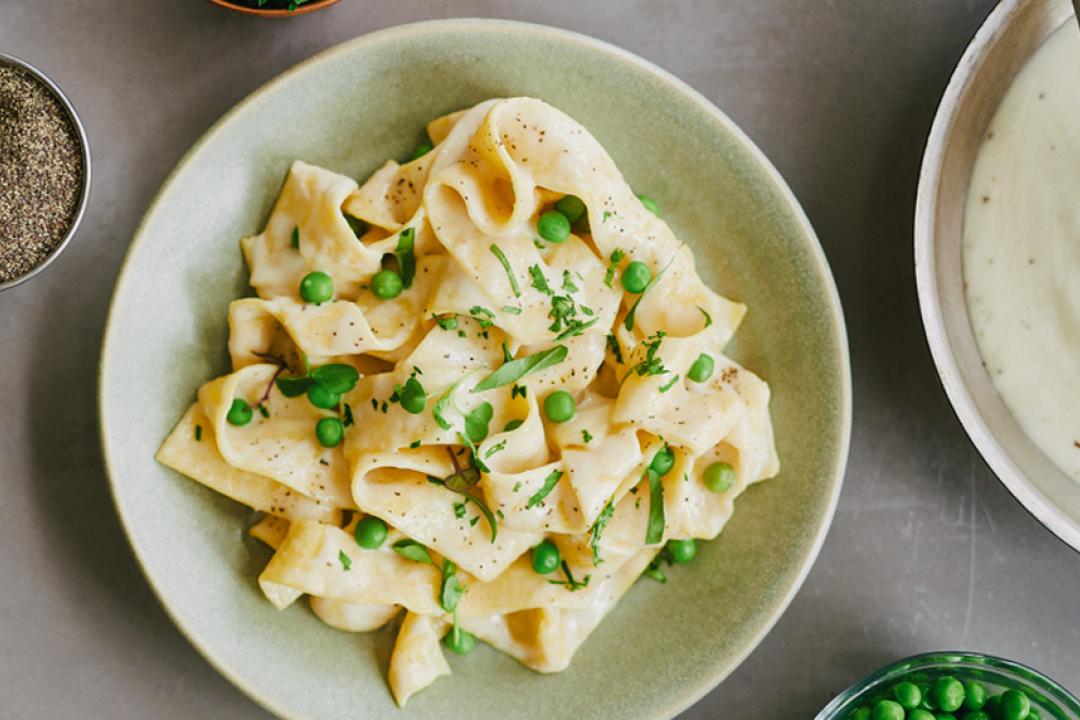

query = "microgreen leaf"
(434, 313), (458, 331)
(392, 539), (433, 564)
(464, 402), (494, 443)
(440, 561), (463, 613)
(275, 374), (312, 397)
(474, 345), (567, 392)
(311, 364), (359, 394)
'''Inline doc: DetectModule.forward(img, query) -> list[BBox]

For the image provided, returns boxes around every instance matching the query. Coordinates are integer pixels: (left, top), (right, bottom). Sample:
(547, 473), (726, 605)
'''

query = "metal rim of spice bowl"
(0, 51), (92, 293)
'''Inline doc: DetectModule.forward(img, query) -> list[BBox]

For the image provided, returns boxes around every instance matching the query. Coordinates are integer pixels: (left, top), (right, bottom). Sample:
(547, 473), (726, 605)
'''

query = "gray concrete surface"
(3, 1), (1077, 718)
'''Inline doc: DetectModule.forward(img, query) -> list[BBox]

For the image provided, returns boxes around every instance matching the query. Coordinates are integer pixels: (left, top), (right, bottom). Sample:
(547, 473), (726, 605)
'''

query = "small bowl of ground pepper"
(207, 0), (341, 17)
(0, 52), (91, 292)
(817, 652), (1080, 720)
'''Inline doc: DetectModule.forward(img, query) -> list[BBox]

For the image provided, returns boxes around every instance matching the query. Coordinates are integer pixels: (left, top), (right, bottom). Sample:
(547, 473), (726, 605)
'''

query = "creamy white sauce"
(964, 24), (1080, 482)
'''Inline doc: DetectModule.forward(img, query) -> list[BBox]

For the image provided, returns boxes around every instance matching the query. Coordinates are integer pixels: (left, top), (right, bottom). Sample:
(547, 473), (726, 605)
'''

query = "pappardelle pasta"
(157, 98), (779, 706)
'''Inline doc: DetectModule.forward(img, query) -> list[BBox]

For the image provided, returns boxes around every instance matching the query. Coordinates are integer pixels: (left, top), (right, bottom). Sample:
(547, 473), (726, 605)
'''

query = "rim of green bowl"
(98, 18), (852, 720)
(816, 651), (1080, 719)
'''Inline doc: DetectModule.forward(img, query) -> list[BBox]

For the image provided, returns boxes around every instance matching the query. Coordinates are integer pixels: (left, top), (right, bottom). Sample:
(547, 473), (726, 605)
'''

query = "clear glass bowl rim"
(815, 651), (1080, 719)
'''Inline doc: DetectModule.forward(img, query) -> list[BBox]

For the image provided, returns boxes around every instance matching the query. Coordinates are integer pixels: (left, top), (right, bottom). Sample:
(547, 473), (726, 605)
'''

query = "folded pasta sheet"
(157, 97), (779, 705)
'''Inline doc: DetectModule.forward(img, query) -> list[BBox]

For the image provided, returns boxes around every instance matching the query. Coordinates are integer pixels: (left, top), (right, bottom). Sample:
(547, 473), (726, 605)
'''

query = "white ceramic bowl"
(915, 0), (1080, 551)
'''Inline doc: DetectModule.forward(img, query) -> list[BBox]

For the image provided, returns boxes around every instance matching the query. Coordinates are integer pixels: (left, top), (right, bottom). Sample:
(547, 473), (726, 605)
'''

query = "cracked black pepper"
(0, 63), (83, 283)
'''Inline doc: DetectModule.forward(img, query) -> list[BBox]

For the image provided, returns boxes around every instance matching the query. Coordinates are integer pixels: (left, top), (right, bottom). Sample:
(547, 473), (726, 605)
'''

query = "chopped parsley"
(526, 469), (564, 508)
(395, 227), (416, 288)
(606, 333), (624, 364)
(490, 244), (521, 297)
(469, 306), (496, 328)
(561, 269), (579, 293)
(291, 226), (300, 249)
(602, 210), (613, 222)
(624, 256), (674, 331)
(698, 306), (713, 327)
(501, 305), (522, 315)
(604, 248), (625, 287)
(194, 424), (202, 441)
(453, 502), (467, 519)
(625, 331), (670, 382)
(659, 374), (681, 393)
(511, 383), (528, 399)
(484, 439), (507, 459)
(258, 405), (270, 418)
(588, 501), (615, 565)
(528, 264), (553, 295)
(338, 550), (352, 571)
(409, 439), (422, 449)
(581, 429), (594, 444)
(645, 469), (665, 545)
(434, 313), (459, 331)
(343, 402), (354, 427)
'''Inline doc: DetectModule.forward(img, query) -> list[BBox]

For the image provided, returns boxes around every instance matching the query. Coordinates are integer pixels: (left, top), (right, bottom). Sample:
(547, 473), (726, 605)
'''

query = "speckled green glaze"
(99, 19), (851, 720)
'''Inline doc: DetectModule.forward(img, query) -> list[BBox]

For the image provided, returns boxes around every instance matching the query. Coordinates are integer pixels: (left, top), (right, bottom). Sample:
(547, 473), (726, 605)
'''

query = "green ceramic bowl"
(99, 19), (851, 720)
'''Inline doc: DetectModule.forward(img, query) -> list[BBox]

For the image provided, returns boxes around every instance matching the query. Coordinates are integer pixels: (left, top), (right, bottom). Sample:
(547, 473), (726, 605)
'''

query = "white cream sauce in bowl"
(963, 24), (1080, 484)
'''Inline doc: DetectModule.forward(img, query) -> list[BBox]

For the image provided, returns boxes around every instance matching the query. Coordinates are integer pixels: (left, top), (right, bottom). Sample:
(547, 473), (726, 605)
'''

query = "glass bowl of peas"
(816, 652), (1080, 720)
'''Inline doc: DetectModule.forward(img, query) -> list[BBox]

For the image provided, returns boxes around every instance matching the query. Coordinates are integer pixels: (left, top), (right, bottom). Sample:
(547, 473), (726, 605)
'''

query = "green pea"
(909, 711), (936, 720)
(937, 715), (957, 720)
(315, 416), (345, 448)
(299, 271), (333, 304)
(354, 516), (388, 549)
(637, 193), (660, 216)
(554, 195), (586, 225)
(226, 398), (253, 426)
(667, 538), (696, 564)
(444, 625), (476, 655)
(1028, 709), (1041, 720)
(933, 677), (966, 713)
(961, 712), (990, 720)
(871, 699), (905, 720)
(371, 269), (403, 300)
(307, 383), (340, 410)
(985, 696), (1002, 715)
(543, 390), (575, 423)
(410, 142), (433, 160)
(962, 682), (987, 710)
(894, 681), (923, 710)
(650, 446), (675, 476)
(851, 709), (871, 720)
(537, 210), (571, 243)
(1000, 690), (1030, 720)
(688, 353), (715, 383)
(531, 539), (560, 574)
(620, 260), (651, 293)
(703, 462), (736, 493)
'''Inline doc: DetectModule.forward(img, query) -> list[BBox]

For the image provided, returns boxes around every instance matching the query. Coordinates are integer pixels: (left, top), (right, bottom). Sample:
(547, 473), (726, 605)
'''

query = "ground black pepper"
(0, 63), (83, 283)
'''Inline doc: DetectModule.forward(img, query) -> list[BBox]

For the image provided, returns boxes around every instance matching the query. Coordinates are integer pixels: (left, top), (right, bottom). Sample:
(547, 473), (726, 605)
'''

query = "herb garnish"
(606, 333), (624, 364)
(489, 244), (521, 297)
(464, 402), (494, 443)
(428, 447), (498, 542)
(501, 305), (522, 315)
(409, 439), (422, 449)
(338, 550), (352, 571)
(469, 306), (496, 328)
(473, 345), (568, 392)
(291, 226), (300, 249)
(604, 248), (624, 287)
(395, 227), (416, 288)
(343, 403), (354, 427)
(528, 264), (552, 295)
(624, 331), (670, 382)
(588, 501), (615, 565)
(659, 374), (681, 393)
(194, 424), (202, 441)
(484, 439), (507, 459)
(698, 306), (713, 327)
(392, 539), (433, 564)
(548, 560), (591, 591)
(526, 469), (564, 508)
(645, 468), (665, 545)
(434, 313), (458, 331)
(453, 502), (466, 519)
(390, 367), (427, 414)
(624, 256), (674, 331)
(581, 429), (594, 444)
